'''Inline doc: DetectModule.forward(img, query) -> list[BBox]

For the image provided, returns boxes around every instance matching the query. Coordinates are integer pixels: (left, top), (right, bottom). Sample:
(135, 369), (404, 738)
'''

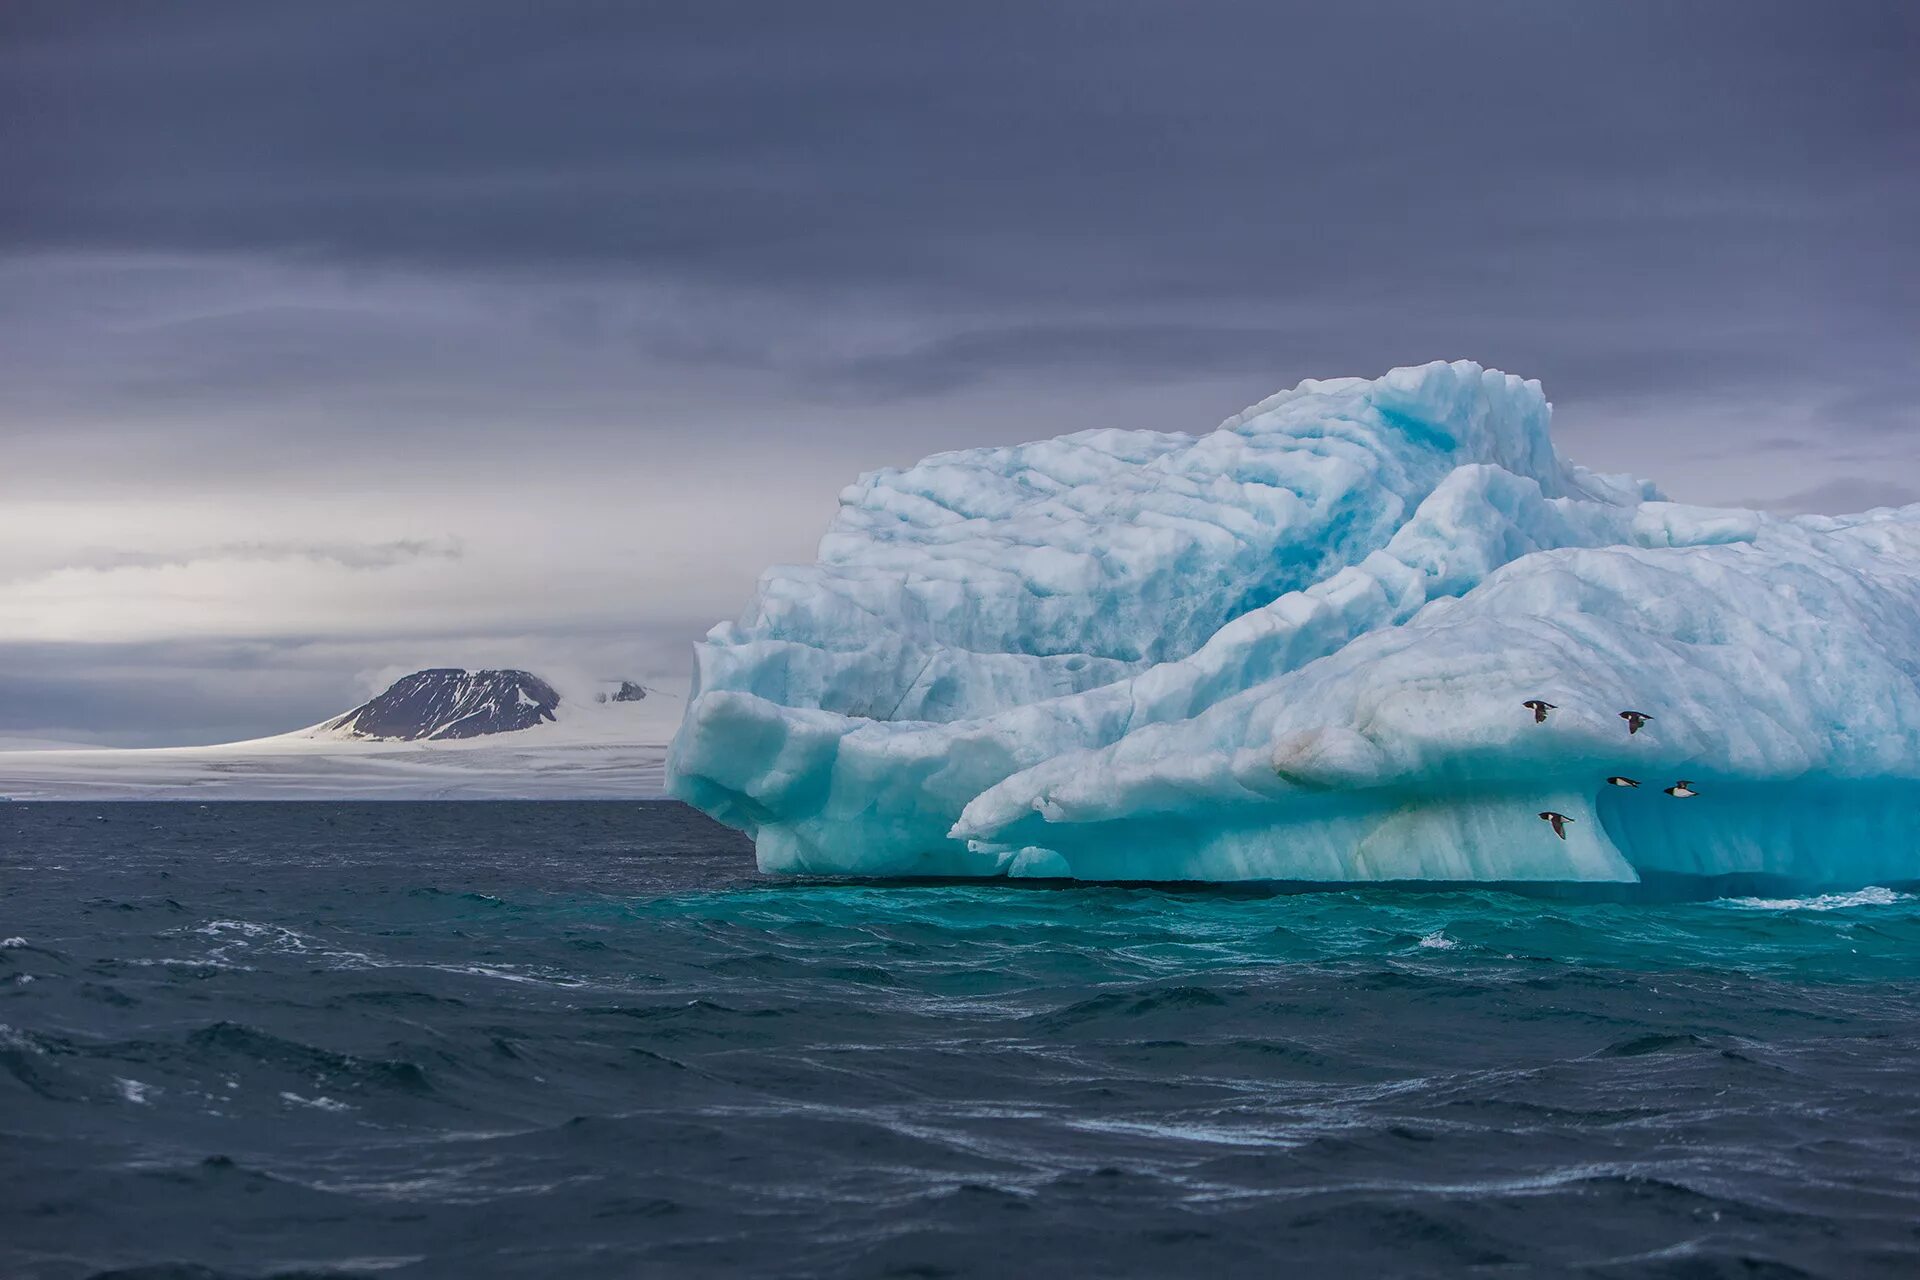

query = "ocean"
(4, 802), (1918, 1278)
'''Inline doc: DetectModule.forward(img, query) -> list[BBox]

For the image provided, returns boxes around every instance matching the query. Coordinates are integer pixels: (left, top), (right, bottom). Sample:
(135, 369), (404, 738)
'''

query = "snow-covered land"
(670, 361), (1920, 886)
(0, 673), (678, 800)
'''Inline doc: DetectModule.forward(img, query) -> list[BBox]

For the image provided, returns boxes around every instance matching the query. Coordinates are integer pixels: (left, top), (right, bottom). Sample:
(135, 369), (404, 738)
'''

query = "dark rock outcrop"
(602, 681), (648, 704)
(323, 669), (560, 741)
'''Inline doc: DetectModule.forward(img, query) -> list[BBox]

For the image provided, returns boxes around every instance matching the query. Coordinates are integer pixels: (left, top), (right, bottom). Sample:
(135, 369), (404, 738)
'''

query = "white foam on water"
(281, 1091), (354, 1113)
(0, 1023), (41, 1052)
(1715, 886), (1912, 912)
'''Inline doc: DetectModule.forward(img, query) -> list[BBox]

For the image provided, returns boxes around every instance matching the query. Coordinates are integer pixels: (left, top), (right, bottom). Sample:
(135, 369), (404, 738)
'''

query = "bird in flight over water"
(1538, 811), (1574, 839)
(1523, 699), (1557, 723)
(1619, 710), (1653, 734)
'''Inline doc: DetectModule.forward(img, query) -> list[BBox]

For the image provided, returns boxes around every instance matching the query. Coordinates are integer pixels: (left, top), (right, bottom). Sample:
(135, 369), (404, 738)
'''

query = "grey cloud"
(50, 538), (464, 577)
(1736, 478), (1920, 516)
(3, 0), (1914, 432)
(2, 3), (1912, 307)
(810, 322), (1298, 399)
(0, 638), (355, 746)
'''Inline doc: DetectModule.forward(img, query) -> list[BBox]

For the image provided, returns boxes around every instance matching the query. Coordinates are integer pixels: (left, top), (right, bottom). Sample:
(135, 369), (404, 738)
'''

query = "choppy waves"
(4, 802), (1919, 1278)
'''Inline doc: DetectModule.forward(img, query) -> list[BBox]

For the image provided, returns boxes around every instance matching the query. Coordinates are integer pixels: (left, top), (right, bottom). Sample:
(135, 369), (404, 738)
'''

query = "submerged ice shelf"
(670, 361), (1920, 885)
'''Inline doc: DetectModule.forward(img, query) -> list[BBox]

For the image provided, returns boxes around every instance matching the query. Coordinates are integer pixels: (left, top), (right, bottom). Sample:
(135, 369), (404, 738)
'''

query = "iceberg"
(670, 361), (1920, 886)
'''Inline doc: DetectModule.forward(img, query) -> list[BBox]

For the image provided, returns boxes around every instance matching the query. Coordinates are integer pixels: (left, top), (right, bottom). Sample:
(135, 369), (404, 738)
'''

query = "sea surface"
(4, 802), (1919, 1279)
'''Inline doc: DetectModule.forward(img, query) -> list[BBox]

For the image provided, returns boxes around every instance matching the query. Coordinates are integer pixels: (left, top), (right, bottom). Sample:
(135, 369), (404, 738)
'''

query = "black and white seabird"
(1663, 780), (1698, 798)
(1619, 711), (1653, 735)
(1538, 811), (1574, 839)
(1605, 776), (1639, 788)
(1522, 699), (1557, 724)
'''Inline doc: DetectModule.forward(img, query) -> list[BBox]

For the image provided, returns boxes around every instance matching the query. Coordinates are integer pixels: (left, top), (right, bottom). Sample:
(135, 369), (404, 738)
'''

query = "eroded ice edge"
(670, 361), (1920, 885)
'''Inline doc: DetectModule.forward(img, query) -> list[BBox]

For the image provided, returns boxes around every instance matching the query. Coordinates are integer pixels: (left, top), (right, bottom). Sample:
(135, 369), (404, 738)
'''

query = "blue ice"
(670, 362), (1920, 886)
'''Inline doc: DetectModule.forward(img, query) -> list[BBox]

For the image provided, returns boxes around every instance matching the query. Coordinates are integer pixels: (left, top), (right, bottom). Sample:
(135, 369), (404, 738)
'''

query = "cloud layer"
(1, 2), (1914, 741)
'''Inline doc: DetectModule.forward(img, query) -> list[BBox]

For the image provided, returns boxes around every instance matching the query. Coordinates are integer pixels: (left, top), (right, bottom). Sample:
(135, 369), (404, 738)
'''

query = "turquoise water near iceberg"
(4, 802), (1918, 1277)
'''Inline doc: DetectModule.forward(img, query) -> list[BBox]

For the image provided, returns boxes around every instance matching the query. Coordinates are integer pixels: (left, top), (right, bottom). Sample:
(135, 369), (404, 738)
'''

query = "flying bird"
(1605, 776), (1639, 788)
(1538, 811), (1574, 839)
(1619, 711), (1653, 735)
(1664, 780), (1698, 798)
(1523, 699), (1557, 724)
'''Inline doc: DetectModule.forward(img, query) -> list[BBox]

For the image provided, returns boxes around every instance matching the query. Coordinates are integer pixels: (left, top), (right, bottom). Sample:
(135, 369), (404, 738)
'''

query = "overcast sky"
(2, 1), (1915, 744)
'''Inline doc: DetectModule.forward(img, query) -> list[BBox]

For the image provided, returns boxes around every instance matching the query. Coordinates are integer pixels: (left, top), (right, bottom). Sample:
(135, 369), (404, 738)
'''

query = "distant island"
(0, 668), (677, 800)
(319, 668), (565, 741)
(316, 668), (655, 742)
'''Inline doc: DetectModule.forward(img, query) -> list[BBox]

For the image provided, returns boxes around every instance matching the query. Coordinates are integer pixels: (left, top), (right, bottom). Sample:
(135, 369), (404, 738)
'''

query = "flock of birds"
(1521, 699), (1698, 840)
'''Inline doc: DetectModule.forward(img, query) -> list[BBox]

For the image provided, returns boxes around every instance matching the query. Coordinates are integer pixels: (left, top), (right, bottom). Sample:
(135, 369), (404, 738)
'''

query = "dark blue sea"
(5, 802), (1919, 1279)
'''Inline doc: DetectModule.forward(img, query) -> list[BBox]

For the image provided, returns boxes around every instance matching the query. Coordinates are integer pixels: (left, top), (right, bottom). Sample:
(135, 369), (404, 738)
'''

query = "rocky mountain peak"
(322, 669), (561, 742)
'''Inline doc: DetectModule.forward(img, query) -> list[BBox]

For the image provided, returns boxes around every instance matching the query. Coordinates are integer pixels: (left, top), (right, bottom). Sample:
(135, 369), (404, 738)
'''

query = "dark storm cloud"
(3, 1), (1914, 391)
(3, 4), (1912, 287)
(4, 0), (1912, 430)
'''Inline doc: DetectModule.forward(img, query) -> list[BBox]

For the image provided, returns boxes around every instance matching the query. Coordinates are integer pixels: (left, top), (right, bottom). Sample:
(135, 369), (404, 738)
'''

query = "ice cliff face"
(670, 361), (1920, 886)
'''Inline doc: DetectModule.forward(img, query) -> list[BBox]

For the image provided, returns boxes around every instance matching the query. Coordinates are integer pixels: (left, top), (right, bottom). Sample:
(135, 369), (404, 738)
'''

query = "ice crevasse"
(670, 361), (1920, 886)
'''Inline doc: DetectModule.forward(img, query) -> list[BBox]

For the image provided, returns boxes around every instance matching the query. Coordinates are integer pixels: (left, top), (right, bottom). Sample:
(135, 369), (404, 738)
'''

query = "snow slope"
(670, 361), (1920, 886)
(0, 678), (679, 800)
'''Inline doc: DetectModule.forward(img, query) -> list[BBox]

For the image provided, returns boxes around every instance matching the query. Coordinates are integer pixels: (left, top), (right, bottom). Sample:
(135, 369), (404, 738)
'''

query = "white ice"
(670, 361), (1920, 886)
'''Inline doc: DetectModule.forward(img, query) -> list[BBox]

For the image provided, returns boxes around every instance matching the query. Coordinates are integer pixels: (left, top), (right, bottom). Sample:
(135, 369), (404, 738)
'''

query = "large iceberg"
(670, 362), (1920, 886)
